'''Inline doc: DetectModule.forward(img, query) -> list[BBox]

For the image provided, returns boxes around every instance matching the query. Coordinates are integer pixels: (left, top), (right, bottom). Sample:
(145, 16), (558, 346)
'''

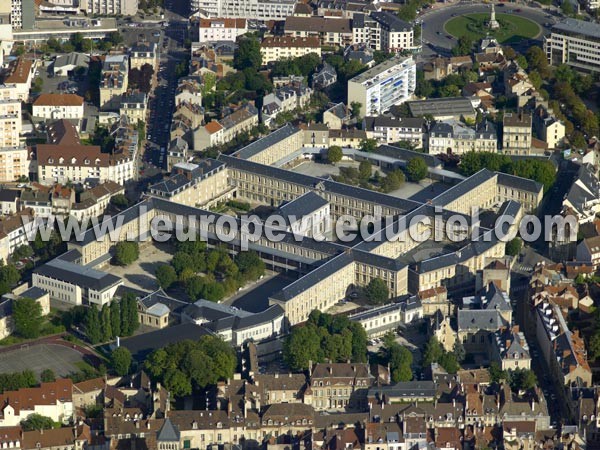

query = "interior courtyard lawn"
(444, 13), (540, 43)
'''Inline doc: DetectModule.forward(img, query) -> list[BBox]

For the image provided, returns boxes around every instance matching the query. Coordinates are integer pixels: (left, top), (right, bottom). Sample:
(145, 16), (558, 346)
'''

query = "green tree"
(156, 264), (177, 290)
(283, 325), (321, 371)
(589, 332), (600, 360)
(85, 305), (101, 344)
(364, 278), (389, 305)
(40, 369), (56, 383)
(100, 304), (112, 342)
(358, 160), (372, 180)
(234, 36), (262, 70)
(111, 347), (132, 376)
(453, 341), (466, 363)
(164, 368), (192, 397)
(505, 237), (522, 256)
(110, 194), (129, 209)
(21, 414), (56, 431)
(423, 336), (444, 365)
(381, 169), (405, 193)
(438, 352), (460, 374)
(122, 293), (139, 336)
(561, 0), (574, 16)
(508, 368), (537, 392)
(526, 46), (550, 77)
(110, 300), (121, 338)
(406, 157), (428, 182)
(113, 241), (139, 266)
(12, 297), (43, 339)
(359, 139), (378, 153)
(327, 146), (343, 164)
(488, 361), (506, 383)
(452, 35), (473, 56)
(350, 101), (362, 119)
(236, 251), (265, 281)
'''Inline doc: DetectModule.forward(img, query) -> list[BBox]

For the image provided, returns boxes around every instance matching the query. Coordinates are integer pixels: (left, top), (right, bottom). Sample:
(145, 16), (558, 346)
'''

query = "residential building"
(10, 0), (35, 30)
(323, 103), (351, 129)
(198, 18), (247, 43)
(0, 208), (36, 263)
(99, 55), (129, 111)
(232, 123), (303, 166)
(36, 119), (136, 186)
(422, 55), (472, 81)
(308, 362), (374, 411)
(535, 300), (592, 386)
(0, 189), (19, 215)
(175, 77), (203, 107)
(544, 18), (600, 72)
(428, 119), (497, 155)
(80, 0), (138, 15)
(137, 289), (187, 329)
(119, 91), (147, 125)
(431, 310), (456, 352)
(129, 41), (158, 70)
(261, 36), (321, 65)
(562, 163), (600, 223)
(2, 58), (34, 100)
(32, 93), (84, 121)
(347, 55), (416, 117)
(71, 180), (125, 221)
(0, 378), (73, 426)
(262, 82), (313, 121)
(491, 325), (531, 371)
(502, 112), (532, 156)
(195, 104), (258, 150)
(576, 236), (600, 269)
(195, 0), (297, 21)
(533, 104), (565, 150)
(363, 115), (425, 148)
(352, 11), (414, 53)
(312, 63), (337, 89)
(0, 99), (21, 149)
(0, 147), (28, 182)
(284, 16), (353, 47)
(195, 120), (224, 151)
(33, 255), (123, 306)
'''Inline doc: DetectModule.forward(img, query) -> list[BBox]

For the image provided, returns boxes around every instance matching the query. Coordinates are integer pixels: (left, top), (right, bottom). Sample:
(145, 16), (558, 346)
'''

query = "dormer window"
(84, 159), (90, 165)
(48, 158), (54, 164)
(71, 157), (76, 164)
(59, 157), (64, 164)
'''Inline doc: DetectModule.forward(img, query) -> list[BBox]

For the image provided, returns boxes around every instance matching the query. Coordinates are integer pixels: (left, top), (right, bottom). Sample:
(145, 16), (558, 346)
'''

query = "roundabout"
(419, 2), (558, 57)
(444, 12), (541, 43)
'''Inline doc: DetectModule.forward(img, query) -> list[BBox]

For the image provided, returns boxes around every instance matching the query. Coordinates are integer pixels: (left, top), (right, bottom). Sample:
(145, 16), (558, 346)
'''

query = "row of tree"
(488, 362), (538, 392)
(459, 151), (556, 192)
(85, 293), (139, 344)
(379, 333), (413, 382)
(423, 336), (463, 374)
(283, 311), (368, 371)
(144, 337), (237, 397)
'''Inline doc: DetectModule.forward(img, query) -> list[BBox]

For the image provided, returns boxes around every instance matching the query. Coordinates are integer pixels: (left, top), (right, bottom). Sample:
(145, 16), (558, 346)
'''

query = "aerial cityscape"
(0, 0), (599, 449)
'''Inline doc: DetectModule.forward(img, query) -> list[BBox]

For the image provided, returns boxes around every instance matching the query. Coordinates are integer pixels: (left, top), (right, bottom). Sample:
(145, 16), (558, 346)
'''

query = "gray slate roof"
(35, 257), (121, 291)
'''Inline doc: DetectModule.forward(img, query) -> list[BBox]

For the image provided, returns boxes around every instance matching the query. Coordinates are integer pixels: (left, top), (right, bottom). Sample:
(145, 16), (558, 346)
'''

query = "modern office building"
(347, 55), (416, 117)
(544, 18), (600, 72)
(80, 0), (138, 16)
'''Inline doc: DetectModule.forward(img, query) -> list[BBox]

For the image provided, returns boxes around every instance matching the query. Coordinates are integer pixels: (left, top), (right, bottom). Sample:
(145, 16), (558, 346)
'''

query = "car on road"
(515, 8), (521, 12)
(446, 35), (452, 39)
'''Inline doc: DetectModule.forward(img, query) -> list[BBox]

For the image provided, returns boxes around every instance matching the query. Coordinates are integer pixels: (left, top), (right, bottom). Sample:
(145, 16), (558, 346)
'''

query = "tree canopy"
(111, 347), (132, 376)
(13, 297), (43, 339)
(406, 157), (428, 182)
(234, 36), (262, 71)
(113, 241), (139, 266)
(364, 278), (389, 305)
(145, 336), (237, 397)
(283, 311), (368, 371)
(327, 146), (343, 164)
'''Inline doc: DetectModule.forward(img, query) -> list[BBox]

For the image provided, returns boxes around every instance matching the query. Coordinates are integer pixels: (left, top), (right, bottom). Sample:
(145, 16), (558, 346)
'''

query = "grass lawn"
(444, 13), (540, 43)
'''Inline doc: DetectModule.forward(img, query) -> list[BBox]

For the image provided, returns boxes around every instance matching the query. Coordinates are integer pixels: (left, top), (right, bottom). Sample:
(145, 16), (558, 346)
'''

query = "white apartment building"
(0, 209), (36, 264)
(32, 93), (84, 121)
(191, 0), (296, 20)
(544, 19), (600, 72)
(261, 36), (321, 65)
(0, 99), (21, 148)
(80, 0), (138, 15)
(347, 55), (416, 117)
(10, 0), (35, 30)
(0, 147), (28, 182)
(353, 11), (415, 53)
(429, 119), (497, 155)
(198, 18), (247, 43)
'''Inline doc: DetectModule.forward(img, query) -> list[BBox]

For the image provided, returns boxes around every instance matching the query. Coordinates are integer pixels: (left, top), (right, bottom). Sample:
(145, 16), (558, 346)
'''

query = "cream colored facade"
(32, 97), (84, 120)
(502, 112), (532, 155)
(260, 36), (321, 65)
(0, 99), (21, 148)
(270, 256), (355, 325)
(0, 147), (28, 182)
(129, 43), (157, 70)
(120, 95), (147, 125)
(235, 125), (303, 166)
